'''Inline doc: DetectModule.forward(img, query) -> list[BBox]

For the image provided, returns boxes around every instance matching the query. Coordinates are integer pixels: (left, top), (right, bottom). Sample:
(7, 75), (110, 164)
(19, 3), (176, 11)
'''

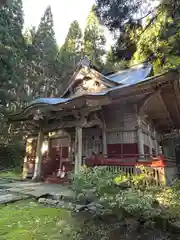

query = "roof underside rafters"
(8, 63), (180, 133)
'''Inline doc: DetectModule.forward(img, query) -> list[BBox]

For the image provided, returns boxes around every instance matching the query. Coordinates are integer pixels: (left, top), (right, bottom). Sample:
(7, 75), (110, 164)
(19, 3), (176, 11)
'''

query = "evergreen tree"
(95, 0), (180, 73)
(83, 6), (106, 70)
(59, 20), (82, 85)
(0, 0), (24, 110)
(0, 0), (25, 142)
(113, 21), (142, 61)
(62, 20), (82, 54)
(32, 6), (59, 97)
(132, 4), (180, 73)
(103, 47), (129, 74)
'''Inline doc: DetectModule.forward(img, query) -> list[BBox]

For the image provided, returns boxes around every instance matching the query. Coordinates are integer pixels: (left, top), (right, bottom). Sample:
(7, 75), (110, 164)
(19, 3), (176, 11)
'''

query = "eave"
(8, 67), (180, 133)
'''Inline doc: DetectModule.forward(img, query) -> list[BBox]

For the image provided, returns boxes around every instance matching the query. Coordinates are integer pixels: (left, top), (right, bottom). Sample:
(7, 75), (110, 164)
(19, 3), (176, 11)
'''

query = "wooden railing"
(86, 154), (165, 167)
(104, 153), (156, 161)
(86, 154), (167, 186)
(101, 165), (163, 186)
(24, 153), (176, 186)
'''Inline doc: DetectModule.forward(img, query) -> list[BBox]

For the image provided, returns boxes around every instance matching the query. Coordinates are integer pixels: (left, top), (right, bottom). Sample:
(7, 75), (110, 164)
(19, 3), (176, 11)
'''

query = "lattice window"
(107, 131), (137, 144)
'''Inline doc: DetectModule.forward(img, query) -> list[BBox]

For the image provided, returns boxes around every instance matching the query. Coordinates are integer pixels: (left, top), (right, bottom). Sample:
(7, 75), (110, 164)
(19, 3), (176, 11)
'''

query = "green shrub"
(71, 166), (161, 219)
(156, 180), (180, 219)
(0, 143), (25, 170)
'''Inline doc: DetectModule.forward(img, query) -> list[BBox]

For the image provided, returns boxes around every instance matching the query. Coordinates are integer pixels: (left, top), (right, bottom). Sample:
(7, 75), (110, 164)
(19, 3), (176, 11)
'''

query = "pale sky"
(22, 0), (112, 47)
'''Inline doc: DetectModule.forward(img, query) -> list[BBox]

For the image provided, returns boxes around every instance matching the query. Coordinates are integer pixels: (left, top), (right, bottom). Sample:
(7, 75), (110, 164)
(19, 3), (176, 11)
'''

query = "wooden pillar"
(22, 156), (28, 179)
(148, 125), (153, 156)
(68, 135), (73, 161)
(32, 129), (44, 181)
(22, 139), (28, 179)
(74, 126), (82, 174)
(102, 122), (107, 157)
(154, 129), (159, 155)
(47, 136), (51, 157)
(137, 116), (144, 161)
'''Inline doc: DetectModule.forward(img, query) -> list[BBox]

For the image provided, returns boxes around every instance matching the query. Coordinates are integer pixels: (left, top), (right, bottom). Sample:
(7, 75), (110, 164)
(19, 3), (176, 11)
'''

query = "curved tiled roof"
(9, 63), (158, 120)
(30, 63), (152, 106)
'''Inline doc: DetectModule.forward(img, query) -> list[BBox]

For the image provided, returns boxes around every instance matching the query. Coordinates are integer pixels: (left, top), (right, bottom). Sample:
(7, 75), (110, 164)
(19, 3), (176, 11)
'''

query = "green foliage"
(0, 200), (80, 240)
(156, 180), (180, 219)
(0, 143), (24, 169)
(83, 6), (106, 70)
(0, 0), (27, 143)
(0, 169), (22, 179)
(0, 0), (24, 107)
(103, 47), (129, 74)
(96, 0), (180, 74)
(59, 20), (82, 86)
(72, 166), (161, 219)
(95, 0), (146, 32)
(28, 5), (60, 98)
(132, 11), (180, 73)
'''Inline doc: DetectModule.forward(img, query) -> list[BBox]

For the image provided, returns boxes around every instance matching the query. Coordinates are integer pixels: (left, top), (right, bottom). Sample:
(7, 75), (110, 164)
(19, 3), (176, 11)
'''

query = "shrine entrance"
(41, 129), (72, 180)
(82, 126), (103, 158)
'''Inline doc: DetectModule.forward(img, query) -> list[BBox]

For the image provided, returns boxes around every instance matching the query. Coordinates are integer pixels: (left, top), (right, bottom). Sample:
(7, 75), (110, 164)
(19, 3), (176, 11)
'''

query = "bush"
(71, 166), (161, 220)
(0, 143), (25, 170)
(156, 179), (180, 219)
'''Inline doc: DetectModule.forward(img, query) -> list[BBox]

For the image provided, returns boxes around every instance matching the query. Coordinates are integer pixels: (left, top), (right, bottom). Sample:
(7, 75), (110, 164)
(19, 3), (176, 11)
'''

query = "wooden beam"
(172, 78), (180, 124)
(137, 83), (171, 116)
(138, 89), (163, 116)
(157, 91), (174, 129)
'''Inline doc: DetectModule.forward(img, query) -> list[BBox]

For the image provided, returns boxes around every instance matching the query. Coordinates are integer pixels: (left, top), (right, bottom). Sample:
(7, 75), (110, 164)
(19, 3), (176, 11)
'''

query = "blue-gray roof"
(30, 97), (70, 106)
(29, 63), (152, 107)
(107, 63), (152, 84)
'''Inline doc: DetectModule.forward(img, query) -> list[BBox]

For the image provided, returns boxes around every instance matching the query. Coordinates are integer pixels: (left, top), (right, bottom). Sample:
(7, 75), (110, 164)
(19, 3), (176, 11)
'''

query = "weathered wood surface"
(32, 130), (44, 181)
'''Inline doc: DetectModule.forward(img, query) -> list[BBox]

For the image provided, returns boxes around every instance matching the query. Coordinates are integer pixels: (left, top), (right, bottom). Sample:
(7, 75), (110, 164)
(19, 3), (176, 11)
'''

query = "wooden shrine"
(9, 58), (180, 184)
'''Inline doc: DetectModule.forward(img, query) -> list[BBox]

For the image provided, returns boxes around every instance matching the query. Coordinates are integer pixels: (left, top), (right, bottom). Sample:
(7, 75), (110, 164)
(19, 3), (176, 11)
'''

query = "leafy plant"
(71, 166), (161, 220)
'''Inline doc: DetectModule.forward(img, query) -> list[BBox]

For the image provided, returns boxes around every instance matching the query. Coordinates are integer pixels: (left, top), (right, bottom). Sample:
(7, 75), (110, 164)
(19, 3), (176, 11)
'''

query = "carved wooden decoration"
(68, 78), (107, 97)
(33, 109), (44, 121)
(86, 99), (100, 107)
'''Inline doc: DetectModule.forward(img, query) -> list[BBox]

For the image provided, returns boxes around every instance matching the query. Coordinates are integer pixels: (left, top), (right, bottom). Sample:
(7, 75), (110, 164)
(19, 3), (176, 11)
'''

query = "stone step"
(0, 193), (29, 204)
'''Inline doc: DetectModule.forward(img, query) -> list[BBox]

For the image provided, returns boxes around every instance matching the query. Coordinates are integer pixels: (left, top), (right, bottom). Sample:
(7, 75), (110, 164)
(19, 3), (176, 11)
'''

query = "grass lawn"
(0, 170), (22, 180)
(0, 200), (80, 240)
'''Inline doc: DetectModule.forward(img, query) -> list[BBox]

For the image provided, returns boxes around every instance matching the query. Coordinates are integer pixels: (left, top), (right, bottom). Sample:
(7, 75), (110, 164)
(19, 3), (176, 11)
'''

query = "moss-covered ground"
(0, 169), (22, 180)
(0, 200), (80, 240)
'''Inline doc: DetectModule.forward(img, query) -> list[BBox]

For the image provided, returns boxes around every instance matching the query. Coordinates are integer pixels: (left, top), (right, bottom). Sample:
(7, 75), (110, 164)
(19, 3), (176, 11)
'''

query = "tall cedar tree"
(32, 6), (59, 97)
(0, 0), (24, 110)
(0, 0), (25, 142)
(59, 20), (82, 86)
(83, 6), (106, 70)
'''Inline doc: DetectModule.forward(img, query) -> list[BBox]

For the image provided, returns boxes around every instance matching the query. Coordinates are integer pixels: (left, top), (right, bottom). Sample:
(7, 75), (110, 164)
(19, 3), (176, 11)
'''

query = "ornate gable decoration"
(62, 56), (118, 98)
(69, 76), (107, 97)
